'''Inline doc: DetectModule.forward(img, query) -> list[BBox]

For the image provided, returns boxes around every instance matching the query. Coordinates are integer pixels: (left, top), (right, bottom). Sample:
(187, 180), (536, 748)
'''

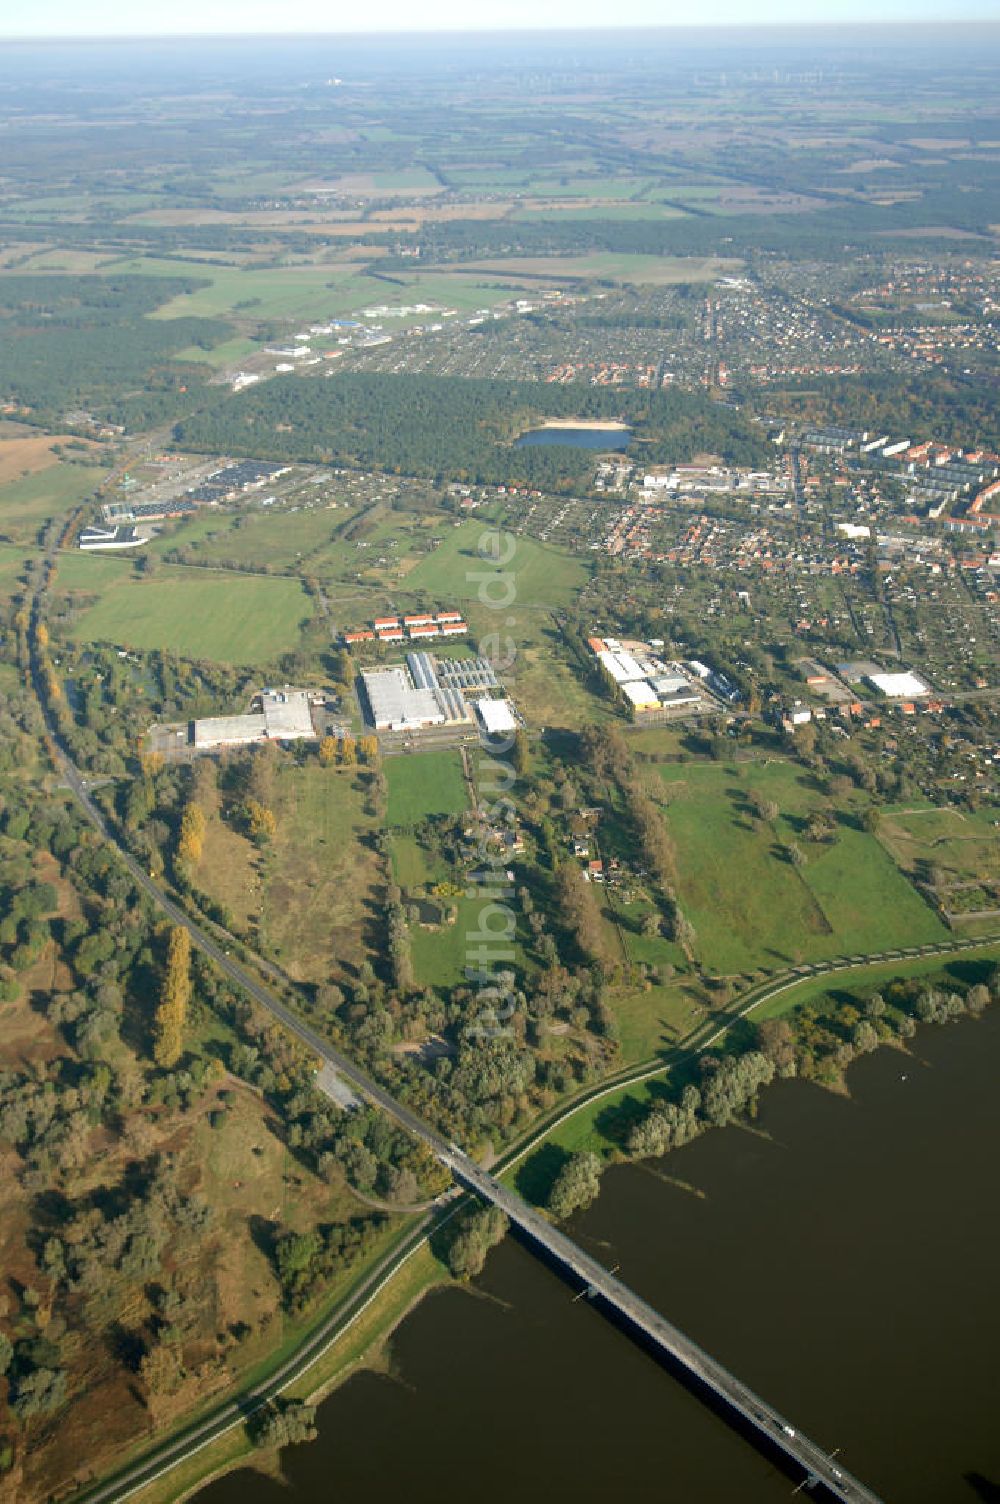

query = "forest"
(175, 371), (773, 487)
(0, 275), (230, 428)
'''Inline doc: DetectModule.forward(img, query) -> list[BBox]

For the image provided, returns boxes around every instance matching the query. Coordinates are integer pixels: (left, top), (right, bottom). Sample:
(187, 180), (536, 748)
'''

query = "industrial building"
(193, 688), (317, 750)
(78, 524), (144, 551)
(865, 670), (930, 699)
(475, 697), (518, 735)
(587, 635), (707, 718)
(361, 656), (473, 732)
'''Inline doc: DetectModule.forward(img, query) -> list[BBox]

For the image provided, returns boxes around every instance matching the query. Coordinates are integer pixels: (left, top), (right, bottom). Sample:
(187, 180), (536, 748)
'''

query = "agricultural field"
(59, 559), (311, 664)
(657, 759), (947, 975)
(432, 254), (744, 285)
(385, 748), (469, 827)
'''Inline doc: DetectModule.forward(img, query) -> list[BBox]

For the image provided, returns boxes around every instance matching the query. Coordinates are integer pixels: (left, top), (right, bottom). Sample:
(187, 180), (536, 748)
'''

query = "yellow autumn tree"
(318, 736), (337, 766)
(339, 736), (356, 766)
(245, 798), (277, 843)
(359, 736), (380, 766)
(154, 926), (191, 1069)
(35, 622), (49, 649)
(177, 802), (206, 865)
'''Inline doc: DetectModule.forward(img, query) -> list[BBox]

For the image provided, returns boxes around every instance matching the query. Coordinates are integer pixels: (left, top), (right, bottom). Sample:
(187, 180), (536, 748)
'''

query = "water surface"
(514, 426), (630, 451)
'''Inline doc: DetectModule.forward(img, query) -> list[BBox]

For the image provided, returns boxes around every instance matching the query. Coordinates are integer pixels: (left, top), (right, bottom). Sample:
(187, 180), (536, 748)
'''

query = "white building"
(865, 671), (930, 699)
(193, 688), (315, 749)
(476, 698), (517, 735)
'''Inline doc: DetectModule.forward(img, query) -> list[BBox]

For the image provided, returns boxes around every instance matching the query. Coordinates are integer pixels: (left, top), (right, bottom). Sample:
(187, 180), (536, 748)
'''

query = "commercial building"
(193, 688), (316, 750)
(78, 524), (144, 551)
(475, 698), (518, 735)
(865, 670), (930, 699)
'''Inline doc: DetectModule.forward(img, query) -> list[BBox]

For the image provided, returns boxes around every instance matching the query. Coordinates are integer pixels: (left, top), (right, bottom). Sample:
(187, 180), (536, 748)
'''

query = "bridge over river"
(440, 1147), (883, 1504)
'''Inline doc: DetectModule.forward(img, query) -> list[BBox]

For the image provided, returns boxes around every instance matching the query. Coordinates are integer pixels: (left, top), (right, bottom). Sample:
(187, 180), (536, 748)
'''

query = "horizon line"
(3, 19), (999, 41)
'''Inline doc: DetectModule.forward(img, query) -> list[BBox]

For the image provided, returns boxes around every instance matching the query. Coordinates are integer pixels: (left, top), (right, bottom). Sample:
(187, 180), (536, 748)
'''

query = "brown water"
(199, 1008), (1000, 1504)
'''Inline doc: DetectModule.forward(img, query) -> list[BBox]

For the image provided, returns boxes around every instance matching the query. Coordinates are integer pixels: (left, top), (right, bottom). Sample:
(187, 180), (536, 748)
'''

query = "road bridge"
(442, 1145), (884, 1504)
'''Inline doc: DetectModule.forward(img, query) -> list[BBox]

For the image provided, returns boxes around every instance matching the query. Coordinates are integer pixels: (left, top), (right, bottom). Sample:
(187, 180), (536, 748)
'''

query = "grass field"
(404, 521), (588, 608)
(0, 461), (103, 542)
(879, 805), (1000, 886)
(0, 542), (30, 601)
(385, 749), (468, 827)
(61, 561), (310, 664)
(260, 764), (381, 984)
(658, 760), (947, 974)
(429, 253), (743, 285)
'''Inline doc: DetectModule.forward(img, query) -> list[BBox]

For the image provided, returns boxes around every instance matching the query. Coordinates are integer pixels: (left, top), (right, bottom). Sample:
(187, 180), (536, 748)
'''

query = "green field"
(879, 805), (1000, 886)
(404, 521), (588, 608)
(658, 760), (947, 974)
(62, 561), (310, 663)
(0, 463), (103, 542)
(435, 253), (743, 285)
(0, 542), (30, 601)
(385, 749), (468, 827)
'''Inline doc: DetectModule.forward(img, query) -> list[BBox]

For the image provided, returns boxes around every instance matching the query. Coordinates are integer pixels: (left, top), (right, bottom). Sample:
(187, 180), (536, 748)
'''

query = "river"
(198, 1007), (1000, 1504)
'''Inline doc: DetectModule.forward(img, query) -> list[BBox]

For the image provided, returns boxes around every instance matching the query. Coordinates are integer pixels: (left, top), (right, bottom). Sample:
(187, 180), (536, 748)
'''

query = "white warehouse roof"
(621, 680), (660, 708)
(866, 671), (929, 699)
(476, 698), (517, 735)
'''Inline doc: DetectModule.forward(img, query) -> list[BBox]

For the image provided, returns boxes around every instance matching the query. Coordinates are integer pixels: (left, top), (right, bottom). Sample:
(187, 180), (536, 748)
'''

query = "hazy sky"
(1, 0), (994, 38)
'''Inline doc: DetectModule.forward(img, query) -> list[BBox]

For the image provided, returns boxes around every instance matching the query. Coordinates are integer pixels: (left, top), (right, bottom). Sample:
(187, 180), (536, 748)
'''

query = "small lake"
(197, 1006), (1000, 1504)
(514, 425), (631, 451)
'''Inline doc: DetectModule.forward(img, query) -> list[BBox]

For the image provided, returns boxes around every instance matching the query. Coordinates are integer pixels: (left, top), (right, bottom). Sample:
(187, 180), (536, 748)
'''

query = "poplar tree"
(154, 927), (191, 1069)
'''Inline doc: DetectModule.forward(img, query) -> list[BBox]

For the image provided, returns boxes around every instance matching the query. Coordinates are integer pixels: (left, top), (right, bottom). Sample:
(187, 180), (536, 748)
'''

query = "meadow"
(0, 461), (104, 543)
(385, 748), (468, 827)
(878, 805), (1000, 887)
(657, 760), (946, 975)
(259, 763), (381, 984)
(404, 521), (588, 608)
(60, 559), (310, 664)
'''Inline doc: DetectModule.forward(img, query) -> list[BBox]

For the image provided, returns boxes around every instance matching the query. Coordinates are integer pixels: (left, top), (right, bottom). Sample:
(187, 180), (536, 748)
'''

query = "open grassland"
(101, 254), (525, 329)
(0, 542), (30, 601)
(0, 460), (103, 542)
(879, 805), (1000, 886)
(404, 521), (588, 608)
(260, 764), (381, 985)
(504, 616), (606, 731)
(658, 760), (947, 974)
(385, 749), (468, 827)
(157, 504), (344, 569)
(61, 561), (310, 664)
(0, 432), (91, 485)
